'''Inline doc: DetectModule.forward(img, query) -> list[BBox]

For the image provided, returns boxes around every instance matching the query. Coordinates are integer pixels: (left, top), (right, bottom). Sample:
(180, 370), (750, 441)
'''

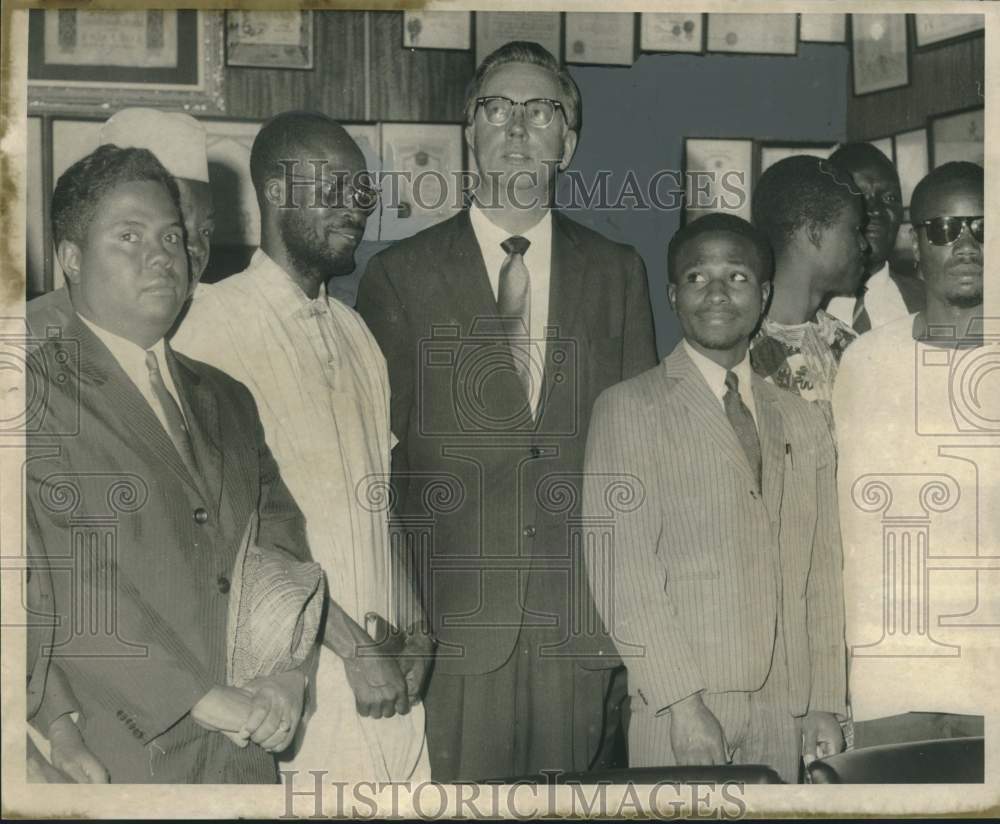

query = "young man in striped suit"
(584, 214), (847, 783)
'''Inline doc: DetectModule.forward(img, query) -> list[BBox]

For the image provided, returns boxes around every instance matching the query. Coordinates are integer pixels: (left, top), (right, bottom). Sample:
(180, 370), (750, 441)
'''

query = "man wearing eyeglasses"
(833, 161), (993, 749)
(356, 42), (657, 780)
(172, 111), (431, 783)
(826, 143), (925, 333)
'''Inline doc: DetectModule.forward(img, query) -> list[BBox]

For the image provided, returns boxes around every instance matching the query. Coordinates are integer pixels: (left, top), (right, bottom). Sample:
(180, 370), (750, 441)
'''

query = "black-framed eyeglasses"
(475, 96), (565, 129)
(916, 215), (984, 246)
(287, 174), (381, 213)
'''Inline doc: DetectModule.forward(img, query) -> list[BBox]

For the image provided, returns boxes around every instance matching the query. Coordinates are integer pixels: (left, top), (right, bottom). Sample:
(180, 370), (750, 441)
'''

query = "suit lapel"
(663, 347), (759, 486)
(168, 348), (223, 512)
(443, 210), (500, 323)
(752, 381), (786, 524)
(68, 315), (207, 500)
(538, 213), (586, 423)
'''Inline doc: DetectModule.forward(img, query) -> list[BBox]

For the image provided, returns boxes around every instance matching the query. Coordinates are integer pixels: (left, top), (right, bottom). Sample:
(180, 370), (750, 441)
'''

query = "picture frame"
(706, 14), (798, 57)
(26, 117), (47, 298)
(757, 141), (836, 178)
(639, 13), (704, 54)
(475, 11), (562, 65)
(564, 12), (636, 67)
(913, 13), (984, 49)
(225, 10), (313, 70)
(867, 136), (895, 165)
(798, 13), (846, 44)
(402, 11), (472, 51)
(682, 137), (755, 224)
(28, 9), (226, 115)
(893, 128), (928, 209)
(929, 106), (984, 169)
(851, 14), (910, 97)
(379, 122), (466, 242)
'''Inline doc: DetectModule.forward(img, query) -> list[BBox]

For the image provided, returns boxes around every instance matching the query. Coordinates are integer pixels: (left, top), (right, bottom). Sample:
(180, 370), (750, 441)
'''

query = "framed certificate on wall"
(683, 137), (755, 224)
(402, 11), (472, 51)
(851, 14), (910, 96)
(639, 13), (704, 53)
(565, 13), (636, 67)
(706, 14), (798, 56)
(475, 12), (561, 64)
(28, 9), (225, 114)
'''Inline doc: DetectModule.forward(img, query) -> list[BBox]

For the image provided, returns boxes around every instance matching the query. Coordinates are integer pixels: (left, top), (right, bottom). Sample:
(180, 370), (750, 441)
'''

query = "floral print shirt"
(750, 308), (858, 405)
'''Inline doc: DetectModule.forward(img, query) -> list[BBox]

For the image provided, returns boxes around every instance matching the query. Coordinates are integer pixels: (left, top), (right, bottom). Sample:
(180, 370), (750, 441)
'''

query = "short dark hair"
(464, 41), (582, 132)
(249, 110), (345, 204)
(752, 155), (861, 255)
(668, 213), (774, 284)
(910, 161), (984, 223)
(51, 144), (180, 249)
(829, 142), (900, 188)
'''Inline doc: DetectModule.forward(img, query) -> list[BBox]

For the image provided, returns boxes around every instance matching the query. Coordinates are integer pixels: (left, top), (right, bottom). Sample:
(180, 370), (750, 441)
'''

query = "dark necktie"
(145, 350), (201, 483)
(497, 235), (533, 405)
(852, 287), (872, 334)
(723, 370), (762, 487)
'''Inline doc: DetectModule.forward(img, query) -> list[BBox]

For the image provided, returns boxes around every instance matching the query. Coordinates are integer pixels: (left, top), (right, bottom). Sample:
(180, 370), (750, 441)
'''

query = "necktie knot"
(724, 370), (739, 395)
(501, 235), (530, 257)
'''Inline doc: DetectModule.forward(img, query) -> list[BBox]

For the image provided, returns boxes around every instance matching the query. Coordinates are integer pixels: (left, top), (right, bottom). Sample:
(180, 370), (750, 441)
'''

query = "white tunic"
(173, 250), (429, 782)
(832, 314), (999, 723)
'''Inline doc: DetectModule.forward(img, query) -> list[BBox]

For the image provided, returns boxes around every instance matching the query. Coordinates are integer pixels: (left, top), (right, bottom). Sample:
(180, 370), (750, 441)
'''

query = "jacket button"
(194, 507), (209, 524)
(529, 447), (543, 459)
(522, 525), (536, 538)
(217, 575), (230, 594)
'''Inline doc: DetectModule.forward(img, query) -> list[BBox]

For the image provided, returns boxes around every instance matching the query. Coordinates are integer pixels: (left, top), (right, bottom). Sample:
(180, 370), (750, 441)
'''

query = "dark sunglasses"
(916, 216), (984, 246)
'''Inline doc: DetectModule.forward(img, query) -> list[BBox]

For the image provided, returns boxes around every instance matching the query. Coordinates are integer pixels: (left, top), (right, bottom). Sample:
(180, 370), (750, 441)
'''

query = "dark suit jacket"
(583, 346), (848, 753)
(356, 209), (657, 676)
(25, 291), (310, 783)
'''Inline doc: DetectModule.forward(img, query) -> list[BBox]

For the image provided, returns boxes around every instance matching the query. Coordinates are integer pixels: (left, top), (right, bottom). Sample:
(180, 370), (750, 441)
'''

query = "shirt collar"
(683, 339), (755, 404)
(77, 312), (167, 367)
(247, 249), (330, 317)
(469, 202), (552, 260)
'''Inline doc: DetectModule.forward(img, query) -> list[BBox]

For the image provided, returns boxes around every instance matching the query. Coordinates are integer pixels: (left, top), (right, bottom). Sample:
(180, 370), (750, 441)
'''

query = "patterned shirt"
(750, 308), (858, 404)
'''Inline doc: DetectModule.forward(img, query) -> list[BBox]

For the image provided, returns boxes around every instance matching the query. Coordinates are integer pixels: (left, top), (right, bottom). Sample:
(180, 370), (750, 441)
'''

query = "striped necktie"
(145, 350), (201, 483)
(497, 235), (533, 406)
(723, 370), (762, 488)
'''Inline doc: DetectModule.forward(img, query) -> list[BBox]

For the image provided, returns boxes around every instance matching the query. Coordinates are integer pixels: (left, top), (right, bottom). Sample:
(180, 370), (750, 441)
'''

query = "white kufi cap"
(100, 107), (209, 183)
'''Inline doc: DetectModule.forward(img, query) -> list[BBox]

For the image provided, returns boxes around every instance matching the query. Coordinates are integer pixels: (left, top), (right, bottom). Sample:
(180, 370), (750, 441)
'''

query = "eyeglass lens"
(482, 97), (556, 128)
(923, 216), (984, 245)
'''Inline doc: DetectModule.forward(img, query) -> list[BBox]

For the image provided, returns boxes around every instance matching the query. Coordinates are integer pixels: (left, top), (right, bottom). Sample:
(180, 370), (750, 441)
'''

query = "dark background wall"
(564, 43), (849, 352)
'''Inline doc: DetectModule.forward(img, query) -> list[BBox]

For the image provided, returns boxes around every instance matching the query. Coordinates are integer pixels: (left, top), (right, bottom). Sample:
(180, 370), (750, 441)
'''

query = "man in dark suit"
(584, 214), (847, 782)
(356, 41), (657, 780)
(826, 143), (925, 332)
(26, 145), (311, 782)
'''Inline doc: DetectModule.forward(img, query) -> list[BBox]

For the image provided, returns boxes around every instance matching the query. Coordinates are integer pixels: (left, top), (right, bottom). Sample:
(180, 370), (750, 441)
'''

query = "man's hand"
(668, 693), (727, 766)
(46, 715), (109, 783)
(800, 711), (845, 764)
(191, 685), (255, 747)
(240, 669), (307, 753)
(343, 649), (410, 719)
(398, 627), (435, 706)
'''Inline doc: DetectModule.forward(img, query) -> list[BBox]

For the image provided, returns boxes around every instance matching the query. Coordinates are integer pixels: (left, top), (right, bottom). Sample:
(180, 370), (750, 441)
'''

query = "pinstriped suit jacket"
(25, 293), (310, 783)
(583, 344), (847, 721)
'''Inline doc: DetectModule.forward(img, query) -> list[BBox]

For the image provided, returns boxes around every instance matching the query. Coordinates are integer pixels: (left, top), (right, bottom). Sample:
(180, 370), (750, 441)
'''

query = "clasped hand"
(191, 669), (306, 753)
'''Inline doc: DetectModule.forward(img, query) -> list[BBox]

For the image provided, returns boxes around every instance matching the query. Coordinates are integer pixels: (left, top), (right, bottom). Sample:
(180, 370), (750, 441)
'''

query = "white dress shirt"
(826, 263), (912, 332)
(77, 313), (186, 433)
(469, 202), (553, 416)
(683, 340), (758, 423)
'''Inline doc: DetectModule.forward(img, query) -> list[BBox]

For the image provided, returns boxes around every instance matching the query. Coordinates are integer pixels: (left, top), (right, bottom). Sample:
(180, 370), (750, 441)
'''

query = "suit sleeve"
(583, 387), (706, 712)
(622, 249), (659, 378)
(26, 496), (81, 730)
(805, 404), (848, 717)
(355, 253), (415, 508)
